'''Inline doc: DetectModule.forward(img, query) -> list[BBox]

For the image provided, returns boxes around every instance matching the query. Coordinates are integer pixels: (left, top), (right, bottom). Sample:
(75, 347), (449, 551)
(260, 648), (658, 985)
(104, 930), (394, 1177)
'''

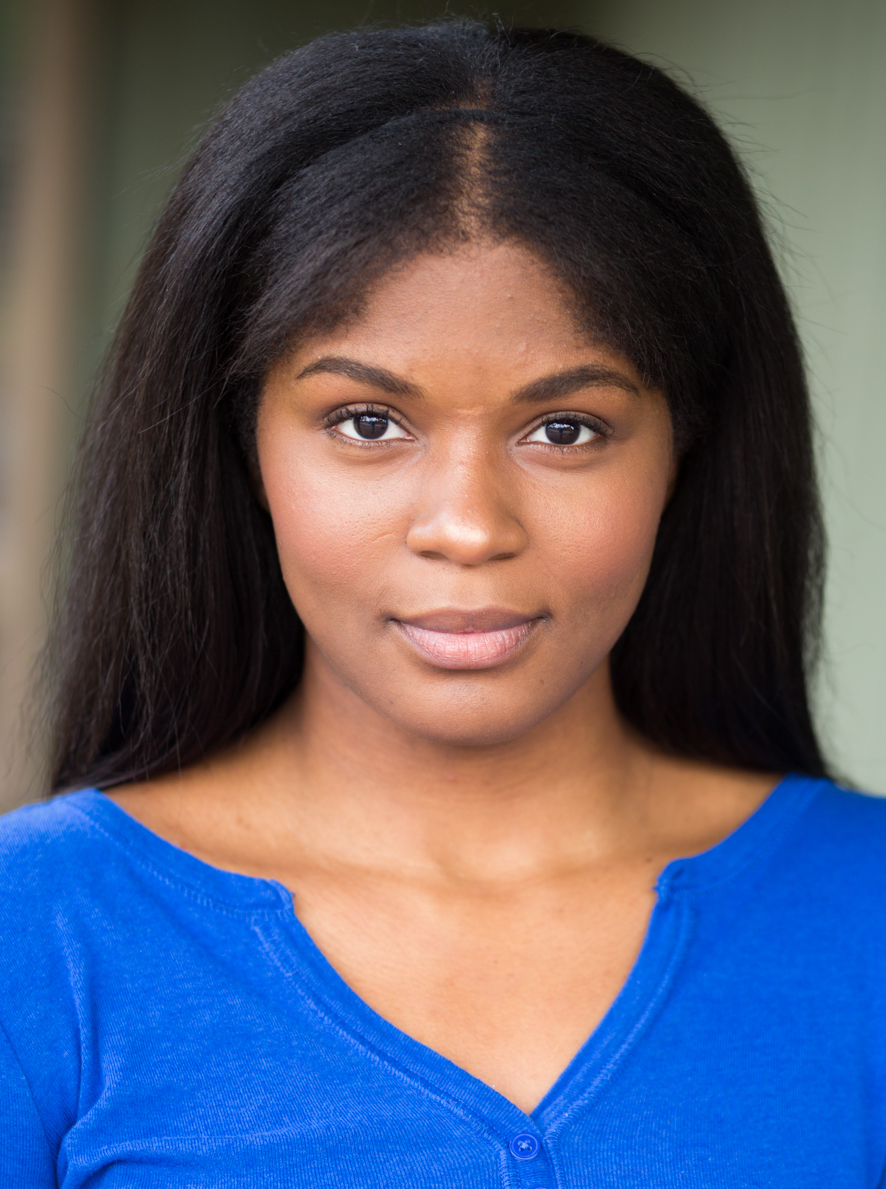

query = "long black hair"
(44, 21), (828, 791)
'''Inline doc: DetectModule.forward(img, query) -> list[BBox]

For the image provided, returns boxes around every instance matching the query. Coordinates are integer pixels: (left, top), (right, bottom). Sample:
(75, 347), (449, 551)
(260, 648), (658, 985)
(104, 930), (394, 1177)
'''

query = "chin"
(378, 689), (572, 750)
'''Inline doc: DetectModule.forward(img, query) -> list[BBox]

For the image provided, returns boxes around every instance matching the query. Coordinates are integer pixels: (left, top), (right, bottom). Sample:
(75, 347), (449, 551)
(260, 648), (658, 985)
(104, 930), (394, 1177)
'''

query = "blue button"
(509, 1132), (540, 1160)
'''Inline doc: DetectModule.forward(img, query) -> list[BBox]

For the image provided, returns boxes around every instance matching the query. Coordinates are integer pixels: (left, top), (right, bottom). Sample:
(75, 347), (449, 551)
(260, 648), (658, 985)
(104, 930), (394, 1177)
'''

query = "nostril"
(405, 494), (528, 566)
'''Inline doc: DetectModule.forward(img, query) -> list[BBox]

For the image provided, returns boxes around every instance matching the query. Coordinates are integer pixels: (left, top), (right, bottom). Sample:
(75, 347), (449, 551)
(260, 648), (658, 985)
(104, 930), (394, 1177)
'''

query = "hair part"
(42, 21), (828, 790)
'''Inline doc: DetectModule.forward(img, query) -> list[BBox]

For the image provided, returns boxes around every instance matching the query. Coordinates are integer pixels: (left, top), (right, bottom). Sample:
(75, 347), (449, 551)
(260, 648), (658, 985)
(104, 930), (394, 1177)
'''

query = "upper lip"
(393, 607), (542, 633)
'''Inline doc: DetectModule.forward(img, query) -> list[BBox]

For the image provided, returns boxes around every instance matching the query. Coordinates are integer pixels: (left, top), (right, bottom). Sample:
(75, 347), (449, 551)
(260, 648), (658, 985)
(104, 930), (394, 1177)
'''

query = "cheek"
(259, 442), (403, 607)
(546, 471), (666, 616)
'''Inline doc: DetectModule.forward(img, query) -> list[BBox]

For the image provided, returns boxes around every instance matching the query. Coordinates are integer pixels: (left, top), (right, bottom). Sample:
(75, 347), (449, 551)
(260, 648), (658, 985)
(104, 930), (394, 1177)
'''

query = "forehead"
(286, 241), (645, 394)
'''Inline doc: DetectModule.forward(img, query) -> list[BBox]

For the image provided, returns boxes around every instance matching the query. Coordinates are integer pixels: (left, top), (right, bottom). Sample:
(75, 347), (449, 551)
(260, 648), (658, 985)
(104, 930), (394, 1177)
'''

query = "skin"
(113, 242), (776, 1114)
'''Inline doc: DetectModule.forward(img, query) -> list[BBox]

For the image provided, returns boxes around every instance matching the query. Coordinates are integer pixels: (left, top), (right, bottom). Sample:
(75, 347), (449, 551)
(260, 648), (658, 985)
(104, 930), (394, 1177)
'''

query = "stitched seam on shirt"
(0, 1014), (55, 1156)
(262, 934), (508, 1137)
(667, 779), (826, 899)
(279, 972), (513, 1151)
(546, 898), (697, 1138)
(67, 804), (288, 920)
(254, 919), (521, 1159)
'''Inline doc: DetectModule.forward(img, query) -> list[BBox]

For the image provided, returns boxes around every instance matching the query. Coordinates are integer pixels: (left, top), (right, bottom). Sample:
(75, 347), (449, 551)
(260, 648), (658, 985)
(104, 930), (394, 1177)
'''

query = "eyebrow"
(512, 365), (640, 403)
(297, 357), (639, 402)
(297, 357), (422, 397)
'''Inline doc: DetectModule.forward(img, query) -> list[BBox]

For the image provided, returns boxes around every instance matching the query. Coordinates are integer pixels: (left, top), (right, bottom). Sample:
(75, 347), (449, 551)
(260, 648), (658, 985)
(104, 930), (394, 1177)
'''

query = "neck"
(250, 645), (660, 881)
(119, 647), (774, 886)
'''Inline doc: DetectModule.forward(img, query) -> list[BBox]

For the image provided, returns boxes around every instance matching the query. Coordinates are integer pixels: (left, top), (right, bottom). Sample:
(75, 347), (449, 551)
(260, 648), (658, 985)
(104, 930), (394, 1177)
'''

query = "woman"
(1, 20), (884, 1187)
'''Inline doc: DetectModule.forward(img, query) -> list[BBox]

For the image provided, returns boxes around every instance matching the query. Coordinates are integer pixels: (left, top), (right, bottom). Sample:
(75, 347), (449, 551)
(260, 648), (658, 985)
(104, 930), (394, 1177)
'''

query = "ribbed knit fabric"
(0, 776), (884, 1187)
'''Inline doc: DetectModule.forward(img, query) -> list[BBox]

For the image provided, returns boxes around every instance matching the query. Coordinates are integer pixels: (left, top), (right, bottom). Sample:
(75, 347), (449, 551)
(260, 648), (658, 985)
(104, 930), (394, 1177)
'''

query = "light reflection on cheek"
(267, 484), (398, 600)
(551, 494), (661, 611)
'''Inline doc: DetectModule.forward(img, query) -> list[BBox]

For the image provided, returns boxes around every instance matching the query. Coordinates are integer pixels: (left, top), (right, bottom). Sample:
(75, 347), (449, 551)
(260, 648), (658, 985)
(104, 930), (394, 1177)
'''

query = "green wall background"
(75, 0), (886, 792)
(593, 0), (886, 791)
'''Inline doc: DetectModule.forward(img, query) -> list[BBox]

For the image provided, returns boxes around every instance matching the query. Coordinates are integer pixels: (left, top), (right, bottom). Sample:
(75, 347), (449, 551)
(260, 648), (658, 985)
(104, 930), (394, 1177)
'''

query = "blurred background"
(0, 0), (883, 808)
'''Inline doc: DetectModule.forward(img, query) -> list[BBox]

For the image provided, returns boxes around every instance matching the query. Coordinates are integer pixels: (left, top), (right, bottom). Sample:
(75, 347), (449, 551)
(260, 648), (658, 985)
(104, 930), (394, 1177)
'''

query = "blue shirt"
(1, 776), (885, 1187)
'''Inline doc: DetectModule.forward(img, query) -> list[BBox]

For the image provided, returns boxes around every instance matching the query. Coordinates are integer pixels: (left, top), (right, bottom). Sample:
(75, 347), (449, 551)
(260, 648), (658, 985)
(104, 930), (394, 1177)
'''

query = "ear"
(246, 450), (271, 513)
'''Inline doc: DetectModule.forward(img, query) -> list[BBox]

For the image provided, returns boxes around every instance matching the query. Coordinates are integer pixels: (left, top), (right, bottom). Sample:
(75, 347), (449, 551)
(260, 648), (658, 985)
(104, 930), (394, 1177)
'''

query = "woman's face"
(256, 242), (675, 746)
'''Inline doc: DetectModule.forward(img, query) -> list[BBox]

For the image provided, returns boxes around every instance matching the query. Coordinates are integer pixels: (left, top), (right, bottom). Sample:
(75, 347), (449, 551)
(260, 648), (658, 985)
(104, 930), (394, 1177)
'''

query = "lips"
(393, 610), (541, 669)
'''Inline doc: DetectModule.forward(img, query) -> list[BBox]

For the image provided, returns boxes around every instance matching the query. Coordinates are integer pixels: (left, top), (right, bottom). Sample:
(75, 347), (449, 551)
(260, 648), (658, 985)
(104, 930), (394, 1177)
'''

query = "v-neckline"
(248, 774), (816, 1138)
(261, 867), (692, 1139)
(74, 774), (819, 1144)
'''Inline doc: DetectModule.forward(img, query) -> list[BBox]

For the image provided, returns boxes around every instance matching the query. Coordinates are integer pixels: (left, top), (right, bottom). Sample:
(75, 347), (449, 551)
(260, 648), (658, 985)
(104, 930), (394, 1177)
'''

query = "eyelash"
(324, 404), (407, 429)
(530, 412), (610, 445)
(323, 404), (611, 446)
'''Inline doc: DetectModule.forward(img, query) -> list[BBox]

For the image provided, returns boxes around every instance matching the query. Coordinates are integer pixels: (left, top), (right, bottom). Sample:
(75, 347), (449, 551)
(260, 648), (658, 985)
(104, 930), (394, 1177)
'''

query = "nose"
(405, 449), (528, 566)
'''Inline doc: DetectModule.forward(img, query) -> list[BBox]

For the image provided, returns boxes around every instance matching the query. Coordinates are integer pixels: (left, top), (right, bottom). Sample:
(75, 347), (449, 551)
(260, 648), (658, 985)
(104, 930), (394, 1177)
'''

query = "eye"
(525, 417), (599, 447)
(335, 412), (408, 441)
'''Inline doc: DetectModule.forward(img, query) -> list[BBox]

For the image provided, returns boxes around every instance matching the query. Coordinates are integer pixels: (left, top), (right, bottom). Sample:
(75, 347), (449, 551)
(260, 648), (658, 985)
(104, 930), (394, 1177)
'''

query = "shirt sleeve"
(0, 1018), (56, 1185)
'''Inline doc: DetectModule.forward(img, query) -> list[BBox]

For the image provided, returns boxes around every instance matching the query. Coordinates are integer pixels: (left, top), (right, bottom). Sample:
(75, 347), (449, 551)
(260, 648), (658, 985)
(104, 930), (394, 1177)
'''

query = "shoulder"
(673, 775), (886, 929)
(0, 794), (119, 1085)
(768, 776), (886, 917)
(0, 791), (160, 1153)
(0, 791), (132, 973)
(0, 790), (112, 900)
(0, 787), (287, 940)
(795, 777), (886, 858)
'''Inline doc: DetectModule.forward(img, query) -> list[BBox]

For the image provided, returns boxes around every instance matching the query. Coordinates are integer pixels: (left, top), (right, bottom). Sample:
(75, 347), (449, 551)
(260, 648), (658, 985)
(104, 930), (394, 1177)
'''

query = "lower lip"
(394, 620), (539, 669)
